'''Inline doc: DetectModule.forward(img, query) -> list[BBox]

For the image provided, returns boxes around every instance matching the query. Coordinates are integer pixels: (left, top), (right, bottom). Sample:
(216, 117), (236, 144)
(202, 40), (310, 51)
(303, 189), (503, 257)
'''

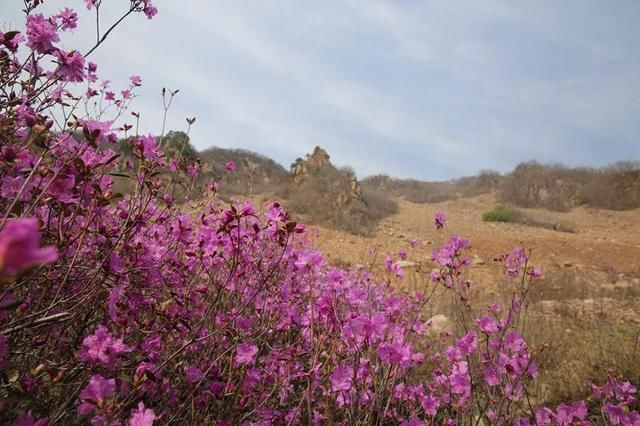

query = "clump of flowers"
(0, 2), (637, 425)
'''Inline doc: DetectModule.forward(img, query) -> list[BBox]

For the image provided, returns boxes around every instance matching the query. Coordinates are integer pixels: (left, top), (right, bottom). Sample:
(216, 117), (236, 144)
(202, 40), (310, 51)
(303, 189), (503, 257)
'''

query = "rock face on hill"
(286, 146), (395, 234)
(110, 134), (397, 234)
(290, 146), (362, 207)
(291, 146), (331, 181)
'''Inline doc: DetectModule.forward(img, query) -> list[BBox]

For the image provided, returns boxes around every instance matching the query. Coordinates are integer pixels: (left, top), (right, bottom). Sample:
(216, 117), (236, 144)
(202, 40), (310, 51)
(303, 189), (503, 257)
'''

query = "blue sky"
(2, 1), (639, 179)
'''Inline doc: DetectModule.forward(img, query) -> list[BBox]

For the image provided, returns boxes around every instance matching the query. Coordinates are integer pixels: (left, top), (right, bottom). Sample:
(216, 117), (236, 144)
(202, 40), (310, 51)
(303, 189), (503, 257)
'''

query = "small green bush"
(482, 204), (517, 222)
(482, 204), (575, 233)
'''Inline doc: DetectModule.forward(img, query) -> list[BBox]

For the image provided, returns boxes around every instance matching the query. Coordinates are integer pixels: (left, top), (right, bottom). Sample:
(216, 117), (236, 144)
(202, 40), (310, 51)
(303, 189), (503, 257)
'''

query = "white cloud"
(1, 0), (638, 179)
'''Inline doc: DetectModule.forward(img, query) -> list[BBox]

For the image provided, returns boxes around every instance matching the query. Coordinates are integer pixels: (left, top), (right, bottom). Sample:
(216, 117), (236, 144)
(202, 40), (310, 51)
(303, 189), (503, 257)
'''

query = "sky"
(2, 1), (640, 180)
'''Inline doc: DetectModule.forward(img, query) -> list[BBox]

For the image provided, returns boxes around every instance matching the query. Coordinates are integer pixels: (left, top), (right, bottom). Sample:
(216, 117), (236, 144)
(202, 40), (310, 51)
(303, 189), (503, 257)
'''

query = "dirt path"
(307, 194), (640, 275)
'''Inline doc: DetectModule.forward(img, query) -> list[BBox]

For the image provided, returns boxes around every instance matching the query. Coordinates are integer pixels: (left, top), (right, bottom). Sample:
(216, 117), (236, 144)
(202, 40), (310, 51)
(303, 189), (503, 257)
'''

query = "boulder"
(427, 314), (452, 334)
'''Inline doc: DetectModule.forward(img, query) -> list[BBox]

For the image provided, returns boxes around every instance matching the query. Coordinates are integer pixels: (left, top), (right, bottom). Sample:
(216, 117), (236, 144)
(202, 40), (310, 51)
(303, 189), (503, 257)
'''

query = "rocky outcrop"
(290, 146), (362, 206)
(286, 146), (386, 234)
(290, 146), (331, 182)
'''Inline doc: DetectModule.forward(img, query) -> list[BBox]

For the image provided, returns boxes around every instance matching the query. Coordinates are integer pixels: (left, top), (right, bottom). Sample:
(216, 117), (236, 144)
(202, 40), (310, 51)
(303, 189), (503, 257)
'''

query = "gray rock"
(472, 255), (485, 266)
(427, 314), (452, 334)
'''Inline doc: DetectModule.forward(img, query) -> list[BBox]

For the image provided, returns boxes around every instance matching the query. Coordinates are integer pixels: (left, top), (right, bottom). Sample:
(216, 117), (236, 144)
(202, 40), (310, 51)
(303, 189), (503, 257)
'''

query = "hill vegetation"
(362, 170), (502, 203)
(498, 160), (640, 211)
(110, 133), (640, 235)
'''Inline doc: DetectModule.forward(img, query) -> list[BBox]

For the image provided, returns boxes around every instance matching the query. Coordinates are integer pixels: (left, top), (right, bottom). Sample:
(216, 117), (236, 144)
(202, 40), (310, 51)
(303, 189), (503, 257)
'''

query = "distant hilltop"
(109, 131), (640, 234)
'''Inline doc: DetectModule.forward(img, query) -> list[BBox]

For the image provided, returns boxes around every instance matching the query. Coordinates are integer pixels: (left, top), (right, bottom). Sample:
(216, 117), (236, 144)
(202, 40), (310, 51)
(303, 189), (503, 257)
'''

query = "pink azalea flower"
(235, 342), (258, 365)
(81, 119), (113, 144)
(187, 163), (200, 179)
(434, 212), (446, 230)
(128, 402), (155, 426)
(0, 218), (57, 278)
(78, 375), (116, 416)
(456, 331), (477, 355)
(84, 0), (98, 10)
(130, 75), (142, 87)
(80, 325), (131, 370)
(398, 249), (407, 260)
(13, 410), (48, 426)
(485, 367), (500, 386)
(343, 313), (387, 345)
(143, 4), (158, 20)
(225, 160), (236, 172)
(410, 237), (419, 249)
(528, 267), (543, 279)
(604, 403), (626, 425)
(239, 202), (257, 217)
(132, 135), (162, 161)
(57, 7), (78, 31)
(25, 14), (59, 54)
(535, 407), (554, 425)
(476, 316), (500, 334)
(47, 174), (75, 203)
(53, 49), (85, 82)
(0, 30), (25, 52)
(420, 395), (440, 416)
(184, 365), (204, 384)
(504, 247), (527, 278)
(330, 366), (353, 392)
(377, 342), (412, 366)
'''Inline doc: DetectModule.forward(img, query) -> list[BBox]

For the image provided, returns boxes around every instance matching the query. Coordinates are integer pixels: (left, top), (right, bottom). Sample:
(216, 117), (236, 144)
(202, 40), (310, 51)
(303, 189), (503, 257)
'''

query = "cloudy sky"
(2, 1), (639, 180)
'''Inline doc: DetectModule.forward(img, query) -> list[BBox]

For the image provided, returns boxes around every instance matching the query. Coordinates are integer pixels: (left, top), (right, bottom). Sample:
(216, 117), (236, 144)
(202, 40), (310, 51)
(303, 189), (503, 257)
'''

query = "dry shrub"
(500, 160), (640, 211)
(361, 187), (399, 219)
(361, 170), (501, 204)
(527, 314), (640, 407)
(522, 270), (640, 406)
(199, 146), (290, 197)
(287, 166), (397, 235)
(582, 163), (640, 210)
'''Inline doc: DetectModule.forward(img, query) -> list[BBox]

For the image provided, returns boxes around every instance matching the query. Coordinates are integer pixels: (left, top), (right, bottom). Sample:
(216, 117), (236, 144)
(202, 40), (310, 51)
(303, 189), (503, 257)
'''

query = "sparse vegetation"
(362, 170), (502, 204)
(500, 160), (640, 211)
(199, 146), (290, 197)
(287, 158), (397, 235)
(483, 204), (575, 232)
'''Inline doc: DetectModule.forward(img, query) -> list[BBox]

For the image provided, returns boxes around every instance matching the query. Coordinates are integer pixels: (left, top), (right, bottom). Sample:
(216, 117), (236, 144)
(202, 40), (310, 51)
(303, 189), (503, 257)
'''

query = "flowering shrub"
(0, 2), (638, 425)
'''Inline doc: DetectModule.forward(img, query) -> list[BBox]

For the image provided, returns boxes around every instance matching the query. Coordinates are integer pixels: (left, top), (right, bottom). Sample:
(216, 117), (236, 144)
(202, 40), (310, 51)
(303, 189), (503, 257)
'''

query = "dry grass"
(499, 269), (639, 406)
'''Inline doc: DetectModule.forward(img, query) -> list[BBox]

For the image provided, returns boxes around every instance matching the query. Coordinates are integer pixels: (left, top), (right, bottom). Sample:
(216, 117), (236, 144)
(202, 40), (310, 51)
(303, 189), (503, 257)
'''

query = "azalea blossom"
(0, 218), (57, 278)
(53, 49), (85, 82)
(57, 7), (78, 31)
(434, 212), (446, 230)
(25, 13), (59, 54)
(235, 342), (258, 365)
(78, 375), (116, 416)
(128, 402), (155, 426)
(80, 326), (131, 370)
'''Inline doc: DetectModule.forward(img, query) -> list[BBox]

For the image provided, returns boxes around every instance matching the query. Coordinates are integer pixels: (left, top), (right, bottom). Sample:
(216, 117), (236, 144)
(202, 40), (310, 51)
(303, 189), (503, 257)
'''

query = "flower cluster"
(0, 2), (637, 425)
